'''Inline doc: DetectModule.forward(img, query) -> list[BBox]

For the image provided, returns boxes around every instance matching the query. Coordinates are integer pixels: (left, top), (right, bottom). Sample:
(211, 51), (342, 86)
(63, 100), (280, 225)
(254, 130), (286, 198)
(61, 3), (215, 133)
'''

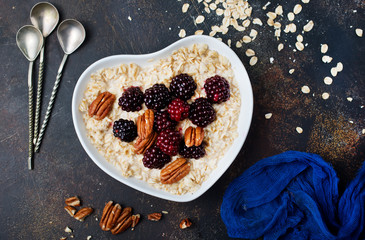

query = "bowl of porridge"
(72, 35), (253, 202)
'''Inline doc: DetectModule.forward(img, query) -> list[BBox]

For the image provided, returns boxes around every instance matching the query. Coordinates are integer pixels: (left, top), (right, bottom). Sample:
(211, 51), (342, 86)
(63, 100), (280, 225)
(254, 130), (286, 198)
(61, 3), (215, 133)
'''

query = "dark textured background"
(0, 0), (364, 239)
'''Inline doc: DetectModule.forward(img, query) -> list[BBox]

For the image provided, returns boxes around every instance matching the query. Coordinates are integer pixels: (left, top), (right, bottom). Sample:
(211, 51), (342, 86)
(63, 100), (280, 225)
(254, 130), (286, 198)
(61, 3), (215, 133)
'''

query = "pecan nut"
(137, 109), (154, 139)
(147, 212), (162, 221)
(184, 127), (204, 147)
(180, 218), (192, 229)
(160, 158), (191, 184)
(64, 206), (76, 217)
(133, 131), (157, 154)
(65, 196), (81, 207)
(74, 207), (93, 221)
(99, 201), (114, 230)
(105, 203), (122, 231)
(131, 214), (140, 231)
(88, 92), (116, 120)
(111, 207), (133, 235)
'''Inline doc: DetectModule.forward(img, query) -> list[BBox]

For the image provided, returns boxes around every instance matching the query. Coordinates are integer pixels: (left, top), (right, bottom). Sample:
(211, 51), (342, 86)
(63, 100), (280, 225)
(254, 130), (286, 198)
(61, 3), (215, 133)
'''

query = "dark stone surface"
(0, 0), (364, 239)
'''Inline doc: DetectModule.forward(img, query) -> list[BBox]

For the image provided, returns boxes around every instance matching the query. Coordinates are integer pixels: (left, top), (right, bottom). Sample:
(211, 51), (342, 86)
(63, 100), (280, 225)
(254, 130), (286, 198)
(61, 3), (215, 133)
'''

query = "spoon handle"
(28, 61), (34, 170)
(35, 54), (68, 153)
(33, 46), (44, 144)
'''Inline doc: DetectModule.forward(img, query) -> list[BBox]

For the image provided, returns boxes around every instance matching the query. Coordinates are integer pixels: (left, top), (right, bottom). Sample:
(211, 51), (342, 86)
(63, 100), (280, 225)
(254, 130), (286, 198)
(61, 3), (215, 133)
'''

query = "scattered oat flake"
(216, 8), (224, 16)
(324, 76), (333, 85)
(178, 29), (186, 38)
(60, 237), (66, 240)
(245, 49), (255, 57)
(195, 30), (203, 35)
(65, 227), (72, 233)
(288, 12), (295, 21)
(301, 86), (310, 94)
(227, 39), (231, 47)
(303, 20), (314, 32)
(294, 4), (302, 14)
(249, 56), (258, 66)
(349, 120), (354, 124)
(87, 236), (92, 240)
(162, 211), (169, 214)
(295, 42), (304, 51)
(265, 113), (272, 119)
(347, 97), (353, 102)
(253, 18), (263, 26)
(236, 41), (242, 48)
(289, 69), (295, 74)
(267, 12), (277, 19)
(278, 43), (284, 51)
(242, 36), (252, 43)
(296, 127), (303, 134)
(182, 3), (189, 13)
(336, 62), (343, 72)
(362, 129), (365, 134)
(322, 55), (333, 63)
(321, 44), (328, 53)
(195, 15), (205, 24)
(128, 16), (132, 21)
(275, 5), (283, 15)
(250, 29), (258, 38)
(289, 23), (297, 33)
(355, 28), (363, 37)
(330, 67), (338, 77)
(297, 34), (303, 42)
(302, 0), (310, 3)
(322, 92), (330, 100)
(242, 19), (251, 28)
(270, 57), (274, 63)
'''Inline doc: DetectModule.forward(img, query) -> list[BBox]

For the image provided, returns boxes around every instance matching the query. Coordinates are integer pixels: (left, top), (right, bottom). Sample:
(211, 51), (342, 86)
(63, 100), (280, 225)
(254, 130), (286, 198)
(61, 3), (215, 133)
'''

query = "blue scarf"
(221, 151), (365, 239)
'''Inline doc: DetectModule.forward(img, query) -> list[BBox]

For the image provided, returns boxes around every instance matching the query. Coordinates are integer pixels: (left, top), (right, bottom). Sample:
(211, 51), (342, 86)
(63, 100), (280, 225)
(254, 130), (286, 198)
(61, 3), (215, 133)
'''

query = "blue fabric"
(221, 151), (365, 240)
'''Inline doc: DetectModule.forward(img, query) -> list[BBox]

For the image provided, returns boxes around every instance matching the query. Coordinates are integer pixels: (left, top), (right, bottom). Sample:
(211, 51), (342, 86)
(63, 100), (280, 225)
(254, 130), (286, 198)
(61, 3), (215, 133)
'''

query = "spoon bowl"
(16, 25), (43, 61)
(30, 2), (59, 37)
(57, 19), (86, 55)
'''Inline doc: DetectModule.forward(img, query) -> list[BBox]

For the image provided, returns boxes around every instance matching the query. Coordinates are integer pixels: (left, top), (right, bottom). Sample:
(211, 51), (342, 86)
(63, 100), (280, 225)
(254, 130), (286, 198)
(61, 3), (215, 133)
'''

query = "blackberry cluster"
(144, 84), (171, 110)
(118, 86), (144, 112)
(168, 98), (190, 121)
(153, 111), (177, 132)
(156, 129), (182, 156)
(179, 143), (206, 159)
(169, 74), (197, 101)
(204, 75), (230, 103)
(113, 119), (137, 142)
(142, 146), (171, 169)
(189, 98), (216, 127)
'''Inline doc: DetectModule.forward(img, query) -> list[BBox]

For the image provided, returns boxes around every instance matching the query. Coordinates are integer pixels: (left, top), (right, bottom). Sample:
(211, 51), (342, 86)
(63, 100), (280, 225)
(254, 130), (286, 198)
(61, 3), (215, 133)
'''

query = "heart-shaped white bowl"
(72, 35), (253, 202)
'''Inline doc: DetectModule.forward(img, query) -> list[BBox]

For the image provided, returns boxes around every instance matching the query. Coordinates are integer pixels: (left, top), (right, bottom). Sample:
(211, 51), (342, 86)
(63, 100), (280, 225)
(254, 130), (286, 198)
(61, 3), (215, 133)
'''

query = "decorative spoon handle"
(33, 46), (44, 144)
(35, 54), (68, 152)
(28, 61), (34, 170)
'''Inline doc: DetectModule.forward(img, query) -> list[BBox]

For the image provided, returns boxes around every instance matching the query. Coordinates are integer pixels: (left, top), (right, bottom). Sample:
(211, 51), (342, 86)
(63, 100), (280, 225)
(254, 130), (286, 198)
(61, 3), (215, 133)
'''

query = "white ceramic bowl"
(72, 35), (253, 202)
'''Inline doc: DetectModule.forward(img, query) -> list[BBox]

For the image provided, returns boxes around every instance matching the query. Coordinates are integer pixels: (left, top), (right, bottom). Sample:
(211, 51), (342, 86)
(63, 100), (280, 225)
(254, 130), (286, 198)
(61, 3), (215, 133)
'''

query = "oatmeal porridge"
(79, 44), (241, 195)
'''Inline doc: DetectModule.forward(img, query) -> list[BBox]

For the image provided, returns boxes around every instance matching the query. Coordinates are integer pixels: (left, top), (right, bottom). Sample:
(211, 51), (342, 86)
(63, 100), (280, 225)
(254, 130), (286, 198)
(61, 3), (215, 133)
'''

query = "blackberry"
(142, 146), (171, 169)
(168, 98), (190, 121)
(118, 86), (144, 112)
(154, 111), (177, 132)
(189, 98), (216, 127)
(169, 74), (197, 101)
(204, 75), (230, 103)
(156, 129), (182, 156)
(144, 84), (171, 110)
(179, 142), (206, 159)
(113, 119), (137, 142)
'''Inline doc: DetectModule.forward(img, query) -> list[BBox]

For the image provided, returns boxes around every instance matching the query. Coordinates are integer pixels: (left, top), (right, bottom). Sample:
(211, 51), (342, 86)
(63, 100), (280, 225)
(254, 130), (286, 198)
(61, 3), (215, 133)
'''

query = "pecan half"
(131, 214), (140, 231)
(105, 203), (122, 231)
(184, 127), (204, 147)
(147, 213), (162, 221)
(160, 158), (191, 184)
(64, 206), (76, 217)
(74, 207), (93, 221)
(65, 196), (81, 207)
(180, 218), (192, 229)
(111, 207), (133, 235)
(137, 109), (154, 139)
(100, 201), (114, 230)
(88, 92), (116, 120)
(133, 131), (157, 154)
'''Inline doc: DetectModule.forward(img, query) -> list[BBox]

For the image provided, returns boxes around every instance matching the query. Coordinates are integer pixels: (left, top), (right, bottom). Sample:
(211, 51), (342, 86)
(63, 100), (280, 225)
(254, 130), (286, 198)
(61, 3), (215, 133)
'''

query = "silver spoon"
(16, 25), (44, 169)
(35, 19), (85, 152)
(30, 2), (59, 145)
